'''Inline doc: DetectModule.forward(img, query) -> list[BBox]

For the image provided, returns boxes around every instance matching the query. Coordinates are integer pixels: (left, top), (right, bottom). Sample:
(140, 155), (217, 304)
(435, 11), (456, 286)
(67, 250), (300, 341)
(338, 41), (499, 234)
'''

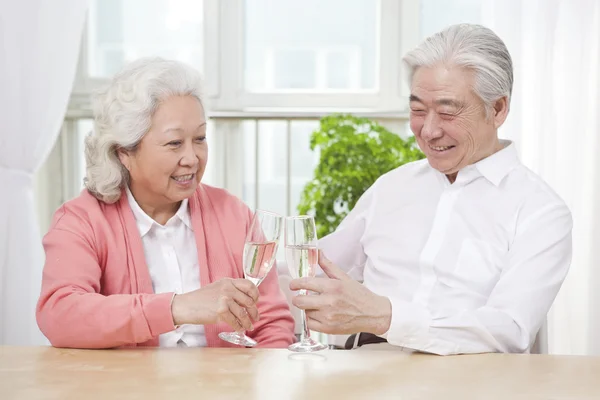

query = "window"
(420, 0), (483, 39)
(244, 0), (378, 92)
(207, 0), (411, 110)
(87, 0), (204, 78)
(239, 119), (320, 215)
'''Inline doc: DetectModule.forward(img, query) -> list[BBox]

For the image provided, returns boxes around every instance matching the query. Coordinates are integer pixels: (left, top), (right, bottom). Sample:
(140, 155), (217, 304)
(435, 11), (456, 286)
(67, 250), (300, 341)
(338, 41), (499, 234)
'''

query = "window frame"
(209, 0), (420, 111)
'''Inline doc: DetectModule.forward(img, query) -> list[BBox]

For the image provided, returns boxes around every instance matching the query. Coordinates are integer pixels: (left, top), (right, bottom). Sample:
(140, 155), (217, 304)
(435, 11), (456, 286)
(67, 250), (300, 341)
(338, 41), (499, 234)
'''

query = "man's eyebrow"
(434, 98), (463, 108)
(409, 95), (464, 108)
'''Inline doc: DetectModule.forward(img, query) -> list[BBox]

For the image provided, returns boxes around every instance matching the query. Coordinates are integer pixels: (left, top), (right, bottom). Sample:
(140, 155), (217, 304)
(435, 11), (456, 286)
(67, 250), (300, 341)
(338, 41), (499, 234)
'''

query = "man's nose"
(421, 112), (443, 141)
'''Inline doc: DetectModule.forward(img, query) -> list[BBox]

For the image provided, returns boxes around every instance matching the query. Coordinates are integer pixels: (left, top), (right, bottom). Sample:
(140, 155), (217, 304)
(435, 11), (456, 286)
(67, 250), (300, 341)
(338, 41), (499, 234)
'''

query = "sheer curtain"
(483, 0), (600, 355)
(0, 0), (89, 345)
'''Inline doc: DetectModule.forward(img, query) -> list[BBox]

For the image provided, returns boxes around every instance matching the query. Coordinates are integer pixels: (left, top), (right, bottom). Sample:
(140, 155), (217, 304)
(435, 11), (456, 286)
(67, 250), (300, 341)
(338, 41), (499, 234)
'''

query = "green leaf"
(297, 114), (425, 237)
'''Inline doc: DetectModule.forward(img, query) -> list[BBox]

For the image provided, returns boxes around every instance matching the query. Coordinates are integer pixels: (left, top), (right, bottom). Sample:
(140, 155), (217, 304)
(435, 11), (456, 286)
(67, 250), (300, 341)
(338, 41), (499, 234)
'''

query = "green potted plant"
(297, 114), (425, 238)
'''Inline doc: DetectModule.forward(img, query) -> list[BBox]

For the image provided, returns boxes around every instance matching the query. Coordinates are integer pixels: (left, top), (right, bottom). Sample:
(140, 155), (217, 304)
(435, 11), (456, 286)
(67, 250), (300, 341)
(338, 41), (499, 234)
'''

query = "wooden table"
(1, 346), (599, 399)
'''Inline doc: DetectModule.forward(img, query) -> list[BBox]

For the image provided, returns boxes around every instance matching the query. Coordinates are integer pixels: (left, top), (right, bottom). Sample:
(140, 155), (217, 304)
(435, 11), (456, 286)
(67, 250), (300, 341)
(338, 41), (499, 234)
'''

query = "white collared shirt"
(319, 141), (572, 355)
(126, 188), (207, 348)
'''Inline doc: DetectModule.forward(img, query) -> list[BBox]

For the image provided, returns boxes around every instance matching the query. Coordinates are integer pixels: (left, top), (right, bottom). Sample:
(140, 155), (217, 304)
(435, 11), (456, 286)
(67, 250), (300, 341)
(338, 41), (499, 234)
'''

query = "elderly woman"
(36, 58), (295, 349)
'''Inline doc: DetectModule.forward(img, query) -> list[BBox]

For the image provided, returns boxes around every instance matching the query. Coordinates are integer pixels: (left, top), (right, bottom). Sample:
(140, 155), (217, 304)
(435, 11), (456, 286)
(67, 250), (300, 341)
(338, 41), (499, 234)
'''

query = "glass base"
(218, 331), (257, 347)
(288, 338), (327, 353)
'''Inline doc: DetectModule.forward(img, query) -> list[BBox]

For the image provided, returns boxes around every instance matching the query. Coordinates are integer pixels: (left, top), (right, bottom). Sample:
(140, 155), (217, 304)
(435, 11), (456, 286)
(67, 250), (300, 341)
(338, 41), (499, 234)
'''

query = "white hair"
(84, 57), (204, 203)
(403, 23), (513, 111)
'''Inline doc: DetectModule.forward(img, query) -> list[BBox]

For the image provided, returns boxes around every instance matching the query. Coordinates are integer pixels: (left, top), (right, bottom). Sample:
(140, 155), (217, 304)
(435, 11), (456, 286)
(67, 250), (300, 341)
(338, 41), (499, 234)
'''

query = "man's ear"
(492, 96), (509, 129)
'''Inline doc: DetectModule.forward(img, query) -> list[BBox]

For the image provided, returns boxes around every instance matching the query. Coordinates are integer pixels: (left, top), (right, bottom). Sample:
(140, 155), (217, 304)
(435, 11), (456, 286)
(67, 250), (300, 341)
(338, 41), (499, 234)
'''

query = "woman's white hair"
(403, 23), (513, 111)
(84, 57), (204, 203)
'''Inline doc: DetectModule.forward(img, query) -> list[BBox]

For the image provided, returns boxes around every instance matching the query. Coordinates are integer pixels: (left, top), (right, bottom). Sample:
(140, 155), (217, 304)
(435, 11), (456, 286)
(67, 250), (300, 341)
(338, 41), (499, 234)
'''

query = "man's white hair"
(403, 23), (513, 110)
(84, 57), (204, 203)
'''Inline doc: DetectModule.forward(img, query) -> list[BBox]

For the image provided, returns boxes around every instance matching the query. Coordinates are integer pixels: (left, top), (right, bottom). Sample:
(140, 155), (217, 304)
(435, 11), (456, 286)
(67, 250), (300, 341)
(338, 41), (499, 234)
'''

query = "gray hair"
(403, 23), (513, 111)
(84, 57), (204, 203)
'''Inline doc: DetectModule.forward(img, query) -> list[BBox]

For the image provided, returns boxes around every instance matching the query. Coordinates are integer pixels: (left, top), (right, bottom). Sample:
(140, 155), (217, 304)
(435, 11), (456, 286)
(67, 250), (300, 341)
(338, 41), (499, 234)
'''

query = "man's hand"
(289, 252), (392, 335)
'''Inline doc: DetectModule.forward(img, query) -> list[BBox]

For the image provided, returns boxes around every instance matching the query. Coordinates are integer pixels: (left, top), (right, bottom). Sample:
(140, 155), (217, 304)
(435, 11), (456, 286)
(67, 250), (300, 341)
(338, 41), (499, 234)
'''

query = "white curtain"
(483, 0), (600, 355)
(0, 0), (89, 345)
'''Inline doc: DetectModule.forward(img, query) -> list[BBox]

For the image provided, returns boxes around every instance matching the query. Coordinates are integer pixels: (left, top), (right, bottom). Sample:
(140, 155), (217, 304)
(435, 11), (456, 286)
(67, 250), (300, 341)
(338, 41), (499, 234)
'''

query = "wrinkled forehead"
(409, 65), (479, 106)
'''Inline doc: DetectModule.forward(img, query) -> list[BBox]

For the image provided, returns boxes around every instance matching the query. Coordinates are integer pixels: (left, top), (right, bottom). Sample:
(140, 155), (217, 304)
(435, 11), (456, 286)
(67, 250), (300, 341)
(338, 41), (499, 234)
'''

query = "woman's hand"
(171, 278), (260, 331)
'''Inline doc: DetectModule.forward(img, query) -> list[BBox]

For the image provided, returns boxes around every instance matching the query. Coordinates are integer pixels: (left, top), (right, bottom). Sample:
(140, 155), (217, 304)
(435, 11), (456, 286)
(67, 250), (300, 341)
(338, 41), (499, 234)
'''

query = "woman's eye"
(167, 141), (182, 146)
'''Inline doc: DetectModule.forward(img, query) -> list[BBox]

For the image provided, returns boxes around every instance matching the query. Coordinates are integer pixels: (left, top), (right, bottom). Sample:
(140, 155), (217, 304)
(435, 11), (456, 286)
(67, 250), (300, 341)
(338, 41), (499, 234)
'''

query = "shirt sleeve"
(383, 202), (573, 355)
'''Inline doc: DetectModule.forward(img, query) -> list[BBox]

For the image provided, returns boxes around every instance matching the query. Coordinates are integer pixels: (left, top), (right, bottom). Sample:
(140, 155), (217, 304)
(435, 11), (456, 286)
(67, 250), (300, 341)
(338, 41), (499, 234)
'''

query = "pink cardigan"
(36, 184), (295, 349)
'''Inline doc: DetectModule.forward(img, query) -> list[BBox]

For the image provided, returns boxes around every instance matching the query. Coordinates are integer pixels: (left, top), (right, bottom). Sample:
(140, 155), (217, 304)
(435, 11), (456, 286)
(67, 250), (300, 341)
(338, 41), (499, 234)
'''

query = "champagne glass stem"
(285, 215), (327, 352)
(299, 289), (311, 343)
(300, 309), (311, 343)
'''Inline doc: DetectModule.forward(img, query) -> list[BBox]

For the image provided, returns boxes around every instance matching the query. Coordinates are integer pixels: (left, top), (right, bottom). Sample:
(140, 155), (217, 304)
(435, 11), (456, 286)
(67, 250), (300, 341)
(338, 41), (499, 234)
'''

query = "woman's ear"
(117, 149), (131, 171)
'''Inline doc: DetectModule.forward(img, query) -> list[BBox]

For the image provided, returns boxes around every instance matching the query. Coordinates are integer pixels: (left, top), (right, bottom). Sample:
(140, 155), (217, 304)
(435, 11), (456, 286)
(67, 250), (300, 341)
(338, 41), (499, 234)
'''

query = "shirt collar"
(431, 140), (519, 187)
(175, 198), (193, 231)
(126, 187), (192, 236)
(474, 140), (520, 187)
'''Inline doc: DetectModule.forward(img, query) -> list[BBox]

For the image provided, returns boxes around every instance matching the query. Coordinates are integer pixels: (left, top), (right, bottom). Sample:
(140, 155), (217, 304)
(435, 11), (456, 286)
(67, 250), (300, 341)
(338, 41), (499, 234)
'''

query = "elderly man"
(290, 23), (572, 355)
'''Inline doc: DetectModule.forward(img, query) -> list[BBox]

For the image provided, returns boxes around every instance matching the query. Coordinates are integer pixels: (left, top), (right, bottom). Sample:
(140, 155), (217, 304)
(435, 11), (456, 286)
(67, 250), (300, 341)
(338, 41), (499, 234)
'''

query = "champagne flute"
(285, 215), (327, 352)
(218, 209), (283, 347)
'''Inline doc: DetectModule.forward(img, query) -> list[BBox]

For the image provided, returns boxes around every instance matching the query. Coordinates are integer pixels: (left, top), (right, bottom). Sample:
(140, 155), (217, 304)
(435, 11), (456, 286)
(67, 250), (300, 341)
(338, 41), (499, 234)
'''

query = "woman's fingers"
(217, 296), (254, 331)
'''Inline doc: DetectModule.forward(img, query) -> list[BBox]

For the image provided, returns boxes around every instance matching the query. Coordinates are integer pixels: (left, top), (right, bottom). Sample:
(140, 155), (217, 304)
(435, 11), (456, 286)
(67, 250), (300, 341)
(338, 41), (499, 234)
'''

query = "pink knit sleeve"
(36, 207), (175, 348)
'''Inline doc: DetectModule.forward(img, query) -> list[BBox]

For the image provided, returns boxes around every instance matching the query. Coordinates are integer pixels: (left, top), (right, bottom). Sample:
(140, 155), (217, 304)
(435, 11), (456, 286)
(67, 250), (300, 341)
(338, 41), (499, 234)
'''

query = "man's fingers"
(305, 311), (347, 335)
(292, 294), (329, 310)
(304, 312), (334, 334)
(319, 251), (351, 281)
(289, 277), (330, 293)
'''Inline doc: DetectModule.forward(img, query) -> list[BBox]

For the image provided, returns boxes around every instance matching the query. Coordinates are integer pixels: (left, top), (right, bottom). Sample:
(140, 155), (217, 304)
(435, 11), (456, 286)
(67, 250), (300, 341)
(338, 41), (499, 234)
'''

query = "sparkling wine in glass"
(243, 240), (277, 286)
(285, 215), (327, 352)
(218, 209), (282, 347)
